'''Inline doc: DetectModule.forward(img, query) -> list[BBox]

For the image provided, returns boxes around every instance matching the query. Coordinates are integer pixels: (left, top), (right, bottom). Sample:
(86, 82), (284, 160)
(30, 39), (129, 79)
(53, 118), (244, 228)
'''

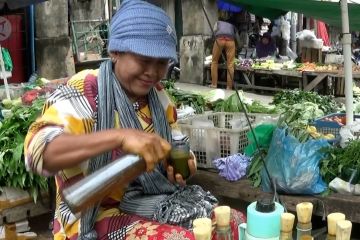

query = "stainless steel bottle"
(61, 154), (145, 213)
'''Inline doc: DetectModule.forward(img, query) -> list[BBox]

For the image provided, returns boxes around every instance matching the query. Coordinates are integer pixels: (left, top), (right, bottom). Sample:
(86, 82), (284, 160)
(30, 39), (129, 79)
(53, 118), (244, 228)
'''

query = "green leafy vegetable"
(272, 89), (340, 115)
(162, 79), (206, 114)
(277, 102), (324, 142)
(214, 92), (277, 114)
(320, 140), (360, 184)
(0, 97), (48, 201)
(247, 149), (267, 187)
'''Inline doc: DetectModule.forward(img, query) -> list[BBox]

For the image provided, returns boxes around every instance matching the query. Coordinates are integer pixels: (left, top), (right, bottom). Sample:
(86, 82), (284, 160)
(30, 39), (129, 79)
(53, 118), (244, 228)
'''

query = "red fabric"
(317, 21), (330, 46)
(123, 208), (246, 240)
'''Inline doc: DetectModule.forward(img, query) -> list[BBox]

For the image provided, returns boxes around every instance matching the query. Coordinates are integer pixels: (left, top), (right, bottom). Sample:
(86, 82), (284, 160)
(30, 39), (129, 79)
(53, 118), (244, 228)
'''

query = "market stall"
(205, 62), (360, 92)
(0, 77), (65, 239)
(161, 77), (360, 238)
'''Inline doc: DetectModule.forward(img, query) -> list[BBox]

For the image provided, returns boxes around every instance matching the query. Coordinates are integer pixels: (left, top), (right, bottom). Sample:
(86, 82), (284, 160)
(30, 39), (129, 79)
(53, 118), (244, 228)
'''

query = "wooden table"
(205, 65), (303, 91)
(204, 64), (360, 92)
(188, 170), (360, 224)
(302, 71), (360, 92)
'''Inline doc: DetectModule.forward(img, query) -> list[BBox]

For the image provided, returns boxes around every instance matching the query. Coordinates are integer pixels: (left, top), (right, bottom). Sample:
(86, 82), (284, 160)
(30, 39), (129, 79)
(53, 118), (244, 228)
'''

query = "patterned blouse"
(23, 69), (195, 240)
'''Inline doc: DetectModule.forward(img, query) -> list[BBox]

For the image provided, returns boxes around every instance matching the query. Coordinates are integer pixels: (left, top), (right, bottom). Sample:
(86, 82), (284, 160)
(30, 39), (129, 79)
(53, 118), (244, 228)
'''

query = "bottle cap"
(256, 197), (275, 213)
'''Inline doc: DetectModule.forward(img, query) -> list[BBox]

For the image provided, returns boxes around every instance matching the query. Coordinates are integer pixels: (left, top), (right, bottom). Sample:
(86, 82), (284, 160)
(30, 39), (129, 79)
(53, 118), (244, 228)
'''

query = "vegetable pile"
(213, 91), (277, 114)
(0, 97), (48, 201)
(246, 90), (339, 187)
(235, 59), (253, 69)
(320, 140), (360, 184)
(272, 89), (340, 115)
(321, 115), (346, 126)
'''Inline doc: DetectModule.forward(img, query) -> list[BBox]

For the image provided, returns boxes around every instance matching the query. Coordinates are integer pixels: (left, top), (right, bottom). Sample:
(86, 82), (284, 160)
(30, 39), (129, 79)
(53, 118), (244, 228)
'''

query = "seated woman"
(24, 1), (245, 239)
(255, 33), (277, 59)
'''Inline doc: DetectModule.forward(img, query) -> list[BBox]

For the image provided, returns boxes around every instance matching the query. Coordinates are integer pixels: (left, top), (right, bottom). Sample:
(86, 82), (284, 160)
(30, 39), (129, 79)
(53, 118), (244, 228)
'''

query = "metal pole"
(30, 5), (36, 74)
(297, 14), (303, 53)
(290, 12), (297, 52)
(298, 14), (303, 32)
(340, 0), (354, 125)
(108, 0), (113, 21)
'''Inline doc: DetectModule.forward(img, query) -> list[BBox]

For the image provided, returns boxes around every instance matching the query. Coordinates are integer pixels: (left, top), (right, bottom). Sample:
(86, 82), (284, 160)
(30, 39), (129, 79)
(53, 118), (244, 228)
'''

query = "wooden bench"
(188, 170), (360, 224)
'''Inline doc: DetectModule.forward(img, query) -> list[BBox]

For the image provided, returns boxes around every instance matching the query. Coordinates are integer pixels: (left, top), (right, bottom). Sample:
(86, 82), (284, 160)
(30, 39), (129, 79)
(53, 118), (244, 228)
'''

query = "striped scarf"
(79, 60), (172, 239)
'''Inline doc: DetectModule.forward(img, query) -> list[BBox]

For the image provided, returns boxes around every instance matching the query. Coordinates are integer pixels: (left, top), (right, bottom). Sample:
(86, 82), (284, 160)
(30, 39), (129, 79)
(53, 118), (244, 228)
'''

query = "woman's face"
(112, 52), (169, 100)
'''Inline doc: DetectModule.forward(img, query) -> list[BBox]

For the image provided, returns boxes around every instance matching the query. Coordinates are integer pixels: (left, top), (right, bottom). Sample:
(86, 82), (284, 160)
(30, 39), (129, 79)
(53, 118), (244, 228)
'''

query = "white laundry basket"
(178, 112), (276, 168)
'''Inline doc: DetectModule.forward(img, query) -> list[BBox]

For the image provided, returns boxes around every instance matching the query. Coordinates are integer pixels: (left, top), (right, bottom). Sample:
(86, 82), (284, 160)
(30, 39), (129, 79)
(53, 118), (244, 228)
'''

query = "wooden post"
(5, 224), (17, 240)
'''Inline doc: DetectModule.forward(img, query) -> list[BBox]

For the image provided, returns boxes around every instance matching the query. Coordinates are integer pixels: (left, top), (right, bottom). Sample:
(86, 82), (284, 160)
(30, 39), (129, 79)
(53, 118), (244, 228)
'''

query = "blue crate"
(311, 113), (360, 138)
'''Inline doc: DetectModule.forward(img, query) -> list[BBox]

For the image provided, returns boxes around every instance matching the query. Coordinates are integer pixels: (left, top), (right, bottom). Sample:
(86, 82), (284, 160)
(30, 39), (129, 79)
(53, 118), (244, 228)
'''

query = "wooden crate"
(301, 47), (322, 63)
(0, 221), (37, 240)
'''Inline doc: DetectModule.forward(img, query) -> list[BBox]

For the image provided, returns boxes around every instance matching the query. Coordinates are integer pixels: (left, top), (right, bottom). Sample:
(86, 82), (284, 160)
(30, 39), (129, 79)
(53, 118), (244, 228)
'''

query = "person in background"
(24, 1), (245, 239)
(210, 11), (240, 90)
(255, 32), (277, 59)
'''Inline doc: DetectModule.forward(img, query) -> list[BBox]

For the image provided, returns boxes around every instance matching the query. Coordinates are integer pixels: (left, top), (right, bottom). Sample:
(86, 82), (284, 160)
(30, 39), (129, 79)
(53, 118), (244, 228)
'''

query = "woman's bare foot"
(208, 84), (217, 88)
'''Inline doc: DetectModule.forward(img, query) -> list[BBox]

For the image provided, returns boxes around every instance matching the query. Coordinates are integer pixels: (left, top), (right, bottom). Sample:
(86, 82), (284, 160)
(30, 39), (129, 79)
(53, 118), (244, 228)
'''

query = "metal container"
(61, 154), (145, 213)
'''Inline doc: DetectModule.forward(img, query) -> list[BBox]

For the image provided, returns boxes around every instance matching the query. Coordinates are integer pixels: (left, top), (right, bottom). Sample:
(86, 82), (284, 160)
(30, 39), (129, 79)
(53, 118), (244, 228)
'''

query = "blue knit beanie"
(108, 0), (177, 62)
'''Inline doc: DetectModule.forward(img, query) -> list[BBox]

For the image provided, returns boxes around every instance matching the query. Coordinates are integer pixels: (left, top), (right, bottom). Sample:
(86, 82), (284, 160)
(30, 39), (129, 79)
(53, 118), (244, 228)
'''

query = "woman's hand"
(119, 129), (171, 172)
(166, 151), (197, 186)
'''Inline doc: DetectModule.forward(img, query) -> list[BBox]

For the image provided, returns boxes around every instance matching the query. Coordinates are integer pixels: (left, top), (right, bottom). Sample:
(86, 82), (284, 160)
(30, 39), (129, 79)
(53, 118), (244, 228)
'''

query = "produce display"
(213, 91), (277, 114)
(272, 90), (340, 115)
(297, 62), (317, 71)
(0, 97), (47, 201)
(321, 140), (360, 184)
(0, 76), (59, 201)
(162, 80), (206, 114)
(277, 102), (327, 143)
(206, 54), (360, 77)
(235, 59), (253, 69)
(246, 90), (339, 187)
(321, 115), (346, 126)
(252, 59), (283, 70)
(247, 149), (266, 187)
(306, 126), (335, 140)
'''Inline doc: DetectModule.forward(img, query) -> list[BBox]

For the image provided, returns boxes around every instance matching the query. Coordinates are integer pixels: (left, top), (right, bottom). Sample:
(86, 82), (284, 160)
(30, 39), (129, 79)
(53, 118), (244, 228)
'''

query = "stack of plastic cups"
(296, 202), (313, 240)
(327, 213), (346, 240)
(193, 218), (212, 240)
(214, 206), (232, 240)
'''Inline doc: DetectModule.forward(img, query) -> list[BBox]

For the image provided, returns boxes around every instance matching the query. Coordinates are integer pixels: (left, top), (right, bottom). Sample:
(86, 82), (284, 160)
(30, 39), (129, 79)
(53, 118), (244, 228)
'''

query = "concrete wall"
(180, 35), (212, 84)
(179, 0), (217, 84)
(35, 0), (75, 79)
(70, 0), (105, 21)
(36, 37), (75, 79)
(181, 0), (218, 36)
(147, 0), (175, 25)
(35, 0), (68, 38)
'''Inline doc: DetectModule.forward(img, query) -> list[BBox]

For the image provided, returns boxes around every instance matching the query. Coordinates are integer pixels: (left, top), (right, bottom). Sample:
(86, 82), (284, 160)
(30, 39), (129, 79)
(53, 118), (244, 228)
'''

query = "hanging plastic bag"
(1, 48), (13, 72)
(261, 127), (329, 195)
(244, 124), (276, 157)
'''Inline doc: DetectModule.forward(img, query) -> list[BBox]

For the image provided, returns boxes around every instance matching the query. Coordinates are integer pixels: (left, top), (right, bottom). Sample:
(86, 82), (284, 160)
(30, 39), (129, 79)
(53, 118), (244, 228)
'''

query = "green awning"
(225, 0), (360, 30)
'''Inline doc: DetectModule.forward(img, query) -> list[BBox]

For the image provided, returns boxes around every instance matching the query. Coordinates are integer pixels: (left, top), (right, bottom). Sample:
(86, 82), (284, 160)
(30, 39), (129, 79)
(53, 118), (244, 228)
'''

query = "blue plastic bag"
(261, 127), (329, 195)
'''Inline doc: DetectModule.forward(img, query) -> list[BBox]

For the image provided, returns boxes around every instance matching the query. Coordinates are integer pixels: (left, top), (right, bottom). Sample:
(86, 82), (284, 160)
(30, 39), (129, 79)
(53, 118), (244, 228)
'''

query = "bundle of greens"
(166, 88), (206, 114)
(247, 149), (267, 187)
(161, 80), (207, 114)
(320, 140), (360, 184)
(277, 102), (324, 142)
(0, 97), (47, 201)
(272, 90), (340, 115)
(214, 92), (277, 114)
